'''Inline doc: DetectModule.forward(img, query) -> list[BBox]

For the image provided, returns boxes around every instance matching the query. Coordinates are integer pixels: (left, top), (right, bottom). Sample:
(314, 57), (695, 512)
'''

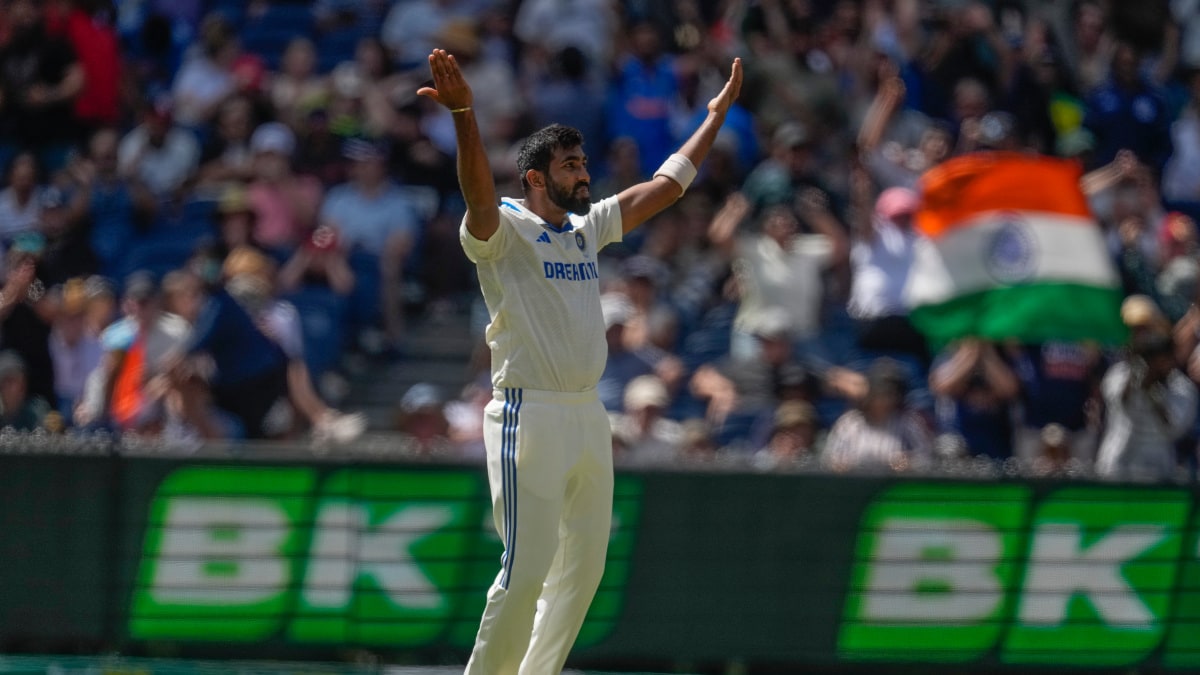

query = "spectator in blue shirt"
(320, 138), (420, 346)
(929, 339), (1020, 461)
(1083, 42), (1173, 171)
(606, 21), (678, 177)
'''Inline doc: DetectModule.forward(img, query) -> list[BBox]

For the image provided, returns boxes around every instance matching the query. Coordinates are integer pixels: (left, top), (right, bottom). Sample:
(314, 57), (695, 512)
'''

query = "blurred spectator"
(270, 38), (328, 129)
(170, 14), (238, 127)
(395, 382), (450, 453)
(81, 274), (115, 337)
(0, 244), (57, 407)
(1097, 331), (1196, 481)
(64, 128), (156, 277)
(1163, 64), (1200, 202)
(277, 224), (356, 297)
(0, 152), (43, 239)
(1122, 294), (1172, 342)
(320, 138), (419, 344)
(611, 374), (682, 464)
(439, 20), (521, 151)
(162, 268), (289, 439)
(616, 254), (678, 352)
(75, 272), (187, 431)
(741, 122), (824, 216)
(929, 339), (1020, 461)
(117, 98), (200, 199)
(1083, 42), (1173, 170)
(1064, 0), (1114, 93)
(857, 77), (952, 190)
(752, 400), (820, 471)
(848, 185), (926, 360)
(513, 0), (617, 69)
(48, 0), (121, 132)
(0, 0), (84, 164)
(531, 47), (605, 164)
(213, 186), (256, 255)
(48, 276), (100, 422)
(598, 293), (681, 413)
(224, 245), (363, 443)
(196, 96), (257, 190)
(382, 0), (473, 69)
(247, 122), (323, 251)
(606, 21), (678, 178)
(0, 350), (50, 431)
(709, 190), (848, 358)
(1009, 341), (1104, 462)
(825, 358), (933, 471)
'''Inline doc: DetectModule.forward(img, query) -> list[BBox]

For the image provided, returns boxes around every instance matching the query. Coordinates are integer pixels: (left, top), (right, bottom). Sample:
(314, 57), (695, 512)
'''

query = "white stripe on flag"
(904, 211), (1117, 307)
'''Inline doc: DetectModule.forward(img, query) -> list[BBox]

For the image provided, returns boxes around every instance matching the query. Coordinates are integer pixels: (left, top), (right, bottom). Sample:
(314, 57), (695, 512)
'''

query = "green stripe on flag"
(909, 282), (1127, 348)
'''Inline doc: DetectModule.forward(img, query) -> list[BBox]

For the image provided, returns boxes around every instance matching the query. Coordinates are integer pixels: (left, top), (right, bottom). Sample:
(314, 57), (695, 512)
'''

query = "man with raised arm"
(417, 48), (742, 674)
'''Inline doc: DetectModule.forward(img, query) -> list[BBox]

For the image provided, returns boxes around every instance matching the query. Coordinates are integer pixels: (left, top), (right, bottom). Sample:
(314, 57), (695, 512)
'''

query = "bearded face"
(546, 172), (591, 215)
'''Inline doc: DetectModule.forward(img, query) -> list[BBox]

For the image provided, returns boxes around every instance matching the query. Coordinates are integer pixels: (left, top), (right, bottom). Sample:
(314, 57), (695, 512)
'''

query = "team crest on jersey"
(575, 232), (586, 251)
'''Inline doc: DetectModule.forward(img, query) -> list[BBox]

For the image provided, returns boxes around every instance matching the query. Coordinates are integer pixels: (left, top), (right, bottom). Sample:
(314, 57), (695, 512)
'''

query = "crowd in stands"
(5, 0), (1200, 480)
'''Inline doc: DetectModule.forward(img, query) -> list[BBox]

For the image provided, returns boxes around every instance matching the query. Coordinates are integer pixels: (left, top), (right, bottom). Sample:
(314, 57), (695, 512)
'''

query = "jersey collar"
(502, 198), (574, 232)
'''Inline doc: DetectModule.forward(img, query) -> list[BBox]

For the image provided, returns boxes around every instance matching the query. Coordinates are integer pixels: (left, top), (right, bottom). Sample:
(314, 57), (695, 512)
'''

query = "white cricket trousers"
(465, 386), (614, 675)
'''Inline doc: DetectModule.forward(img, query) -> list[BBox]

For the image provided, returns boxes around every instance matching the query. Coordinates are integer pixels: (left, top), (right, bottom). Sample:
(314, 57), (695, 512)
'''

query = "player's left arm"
(616, 58), (743, 234)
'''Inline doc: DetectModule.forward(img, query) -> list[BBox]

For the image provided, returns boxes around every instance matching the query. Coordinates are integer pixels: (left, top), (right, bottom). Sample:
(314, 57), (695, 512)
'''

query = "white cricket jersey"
(461, 196), (624, 392)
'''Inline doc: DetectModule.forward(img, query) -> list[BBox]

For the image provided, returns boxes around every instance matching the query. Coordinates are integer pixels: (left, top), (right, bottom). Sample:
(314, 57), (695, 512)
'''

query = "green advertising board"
(125, 464), (641, 650)
(5, 453), (1200, 671)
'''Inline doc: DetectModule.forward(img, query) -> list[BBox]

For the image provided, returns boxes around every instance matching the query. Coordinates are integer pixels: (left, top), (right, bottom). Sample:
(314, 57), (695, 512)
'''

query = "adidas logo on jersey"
(536, 232), (552, 243)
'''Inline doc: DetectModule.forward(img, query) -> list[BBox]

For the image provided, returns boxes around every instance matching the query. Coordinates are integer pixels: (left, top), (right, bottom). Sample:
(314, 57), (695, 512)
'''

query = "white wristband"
(654, 153), (697, 195)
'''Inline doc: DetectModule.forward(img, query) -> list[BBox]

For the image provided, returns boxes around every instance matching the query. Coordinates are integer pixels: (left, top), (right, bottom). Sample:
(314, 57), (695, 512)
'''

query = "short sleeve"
(460, 207), (512, 262)
(583, 195), (623, 250)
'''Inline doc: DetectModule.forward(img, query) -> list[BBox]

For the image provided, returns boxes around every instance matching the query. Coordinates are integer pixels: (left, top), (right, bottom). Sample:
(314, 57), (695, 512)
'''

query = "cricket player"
(418, 48), (742, 674)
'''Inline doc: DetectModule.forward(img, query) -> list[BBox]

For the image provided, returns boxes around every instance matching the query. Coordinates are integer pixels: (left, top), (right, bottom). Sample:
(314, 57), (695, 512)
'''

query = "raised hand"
(416, 49), (473, 111)
(707, 57), (744, 117)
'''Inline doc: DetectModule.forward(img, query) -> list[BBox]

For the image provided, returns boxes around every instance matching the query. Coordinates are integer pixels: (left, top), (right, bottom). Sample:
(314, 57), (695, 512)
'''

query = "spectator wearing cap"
(1097, 331), (1196, 481)
(214, 186), (257, 256)
(48, 277), (102, 423)
(0, 152), (44, 240)
(753, 400), (821, 470)
(394, 382), (450, 454)
(740, 121), (829, 216)
(76, 271), (190, 431)
(162, 268), (289, 439)
(848, 185), (927, 361)
(64, 128), (156, 278)
(824, 358), (933, 471)
(224, 246), (363, 444)
(320, 137), (420, 346)
(597, 292), (682, 413)
(116, 97), (200, 199)
(196, 96), (258, 191)
(929, 338), (1020, 461)
(0, 244), (58, 407)
(0, 350), (50, 431)
(246, 122), (324, 251)
(610, 374), (683, 465)
(708, 188), (848, 360)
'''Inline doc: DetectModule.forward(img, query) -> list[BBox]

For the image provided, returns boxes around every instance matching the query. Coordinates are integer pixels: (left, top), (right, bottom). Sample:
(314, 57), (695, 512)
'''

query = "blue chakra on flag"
(985, 214), (1038, 284)
(575, 231), (586, 251)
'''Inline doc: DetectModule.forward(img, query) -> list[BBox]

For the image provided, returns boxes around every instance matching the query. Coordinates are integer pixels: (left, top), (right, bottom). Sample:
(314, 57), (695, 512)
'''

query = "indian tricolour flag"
(904, 152), (1126, 347)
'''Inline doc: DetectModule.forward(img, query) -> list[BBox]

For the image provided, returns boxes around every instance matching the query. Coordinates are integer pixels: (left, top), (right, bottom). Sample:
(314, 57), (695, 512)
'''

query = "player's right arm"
(418, 49), (499, 241)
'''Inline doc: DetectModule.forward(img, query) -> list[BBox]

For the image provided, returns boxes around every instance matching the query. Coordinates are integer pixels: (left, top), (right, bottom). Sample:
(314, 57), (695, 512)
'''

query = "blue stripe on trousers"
(501, 388), (522, 589)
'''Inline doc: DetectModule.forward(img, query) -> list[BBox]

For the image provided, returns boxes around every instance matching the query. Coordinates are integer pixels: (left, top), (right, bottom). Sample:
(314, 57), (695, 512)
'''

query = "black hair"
(516, 124), (584, 193)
